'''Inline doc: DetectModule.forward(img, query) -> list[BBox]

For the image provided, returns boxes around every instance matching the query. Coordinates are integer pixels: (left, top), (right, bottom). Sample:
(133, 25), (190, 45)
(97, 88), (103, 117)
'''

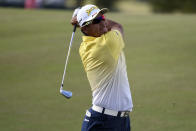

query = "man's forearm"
(106, 19), (124, 36)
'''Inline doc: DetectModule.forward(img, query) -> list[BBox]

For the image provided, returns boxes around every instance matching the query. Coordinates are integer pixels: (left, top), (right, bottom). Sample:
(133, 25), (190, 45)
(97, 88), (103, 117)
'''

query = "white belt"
(92, 105), (130, 117)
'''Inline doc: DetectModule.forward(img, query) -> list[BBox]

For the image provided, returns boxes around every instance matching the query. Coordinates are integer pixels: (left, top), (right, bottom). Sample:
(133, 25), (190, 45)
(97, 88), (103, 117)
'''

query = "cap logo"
(86, 6), (98, 16)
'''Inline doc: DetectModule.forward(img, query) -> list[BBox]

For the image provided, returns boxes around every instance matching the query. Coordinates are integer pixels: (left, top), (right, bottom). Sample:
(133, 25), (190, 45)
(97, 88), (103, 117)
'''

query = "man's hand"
(71, 16), (79, 26)
(70, 8), (80, 27)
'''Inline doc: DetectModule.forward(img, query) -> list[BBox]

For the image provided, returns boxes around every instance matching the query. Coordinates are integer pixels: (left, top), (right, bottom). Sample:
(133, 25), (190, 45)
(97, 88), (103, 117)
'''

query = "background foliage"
(94, 0), (119, 10)
(148, 0), (196, 13)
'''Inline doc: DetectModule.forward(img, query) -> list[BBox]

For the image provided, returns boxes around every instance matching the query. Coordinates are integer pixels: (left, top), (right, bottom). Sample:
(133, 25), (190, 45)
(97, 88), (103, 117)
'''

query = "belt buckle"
(124, 111), (129, 117)
(121, 111), (129, 117)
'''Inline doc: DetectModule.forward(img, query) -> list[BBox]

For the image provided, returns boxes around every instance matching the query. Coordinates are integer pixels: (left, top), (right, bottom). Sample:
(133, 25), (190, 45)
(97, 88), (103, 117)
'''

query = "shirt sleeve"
(104, 30), (125, 61)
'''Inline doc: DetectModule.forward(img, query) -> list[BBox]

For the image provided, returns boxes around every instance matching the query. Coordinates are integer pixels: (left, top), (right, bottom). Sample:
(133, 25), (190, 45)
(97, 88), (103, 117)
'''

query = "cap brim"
(81, 8), (109, 27)
(90, 8), (109, 20)
(100, 8), (109, 14)
(91, 8), (108, 21)
(88, 8), (109, 21)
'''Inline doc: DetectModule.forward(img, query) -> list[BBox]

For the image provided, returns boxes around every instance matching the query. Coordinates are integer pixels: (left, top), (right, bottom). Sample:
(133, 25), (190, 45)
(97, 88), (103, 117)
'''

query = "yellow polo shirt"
(79, 30), (124, 91)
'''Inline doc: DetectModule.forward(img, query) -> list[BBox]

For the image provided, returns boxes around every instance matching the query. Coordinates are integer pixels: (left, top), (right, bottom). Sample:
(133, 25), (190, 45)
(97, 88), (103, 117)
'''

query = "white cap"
(77, 4), (108, 27)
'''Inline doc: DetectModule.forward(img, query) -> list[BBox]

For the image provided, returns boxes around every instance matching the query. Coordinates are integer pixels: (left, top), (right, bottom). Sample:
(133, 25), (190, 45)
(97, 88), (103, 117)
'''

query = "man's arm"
(105, 19), (124, 37)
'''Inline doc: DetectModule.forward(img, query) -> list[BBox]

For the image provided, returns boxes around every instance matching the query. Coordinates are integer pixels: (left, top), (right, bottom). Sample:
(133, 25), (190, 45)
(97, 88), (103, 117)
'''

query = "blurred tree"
(94, 0), (119, 10)
(72, 0), (81, 7)
(149, 0), (178, 13)
(75, 0), (80, 7)
(149, 0), (196, 13)
(180, 0), (196, 13)
(136, 0), (148, 2)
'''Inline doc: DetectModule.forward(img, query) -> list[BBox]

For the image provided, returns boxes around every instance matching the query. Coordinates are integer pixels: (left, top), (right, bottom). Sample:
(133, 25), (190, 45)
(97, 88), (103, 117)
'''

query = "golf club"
(60, 25), (77, 99)
(60, 0), (83, 99)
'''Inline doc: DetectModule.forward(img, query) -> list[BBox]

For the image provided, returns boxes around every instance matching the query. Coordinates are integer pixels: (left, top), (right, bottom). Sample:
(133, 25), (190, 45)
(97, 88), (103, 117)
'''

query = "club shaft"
(60, 26), (76, 90)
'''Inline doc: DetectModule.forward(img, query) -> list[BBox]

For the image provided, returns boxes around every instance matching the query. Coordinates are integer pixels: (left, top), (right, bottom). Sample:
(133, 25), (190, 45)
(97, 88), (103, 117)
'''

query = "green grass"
(0, 7), (196, 131)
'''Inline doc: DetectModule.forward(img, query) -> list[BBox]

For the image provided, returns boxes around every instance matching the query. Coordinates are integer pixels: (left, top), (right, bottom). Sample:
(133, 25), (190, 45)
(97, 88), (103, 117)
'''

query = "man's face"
(81, 13), (108, 37)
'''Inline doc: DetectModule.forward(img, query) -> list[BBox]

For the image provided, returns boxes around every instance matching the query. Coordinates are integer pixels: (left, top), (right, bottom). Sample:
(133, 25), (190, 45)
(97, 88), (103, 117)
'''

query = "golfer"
(71, 4), (133, 131)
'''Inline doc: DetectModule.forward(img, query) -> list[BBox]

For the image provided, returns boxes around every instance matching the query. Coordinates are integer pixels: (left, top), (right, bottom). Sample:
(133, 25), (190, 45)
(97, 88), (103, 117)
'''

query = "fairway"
(0, 8), (196, 131)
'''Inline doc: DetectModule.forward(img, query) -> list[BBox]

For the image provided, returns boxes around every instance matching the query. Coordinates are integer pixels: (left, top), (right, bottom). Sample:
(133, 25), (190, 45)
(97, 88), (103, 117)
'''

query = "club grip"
(73, 25), (77, 32)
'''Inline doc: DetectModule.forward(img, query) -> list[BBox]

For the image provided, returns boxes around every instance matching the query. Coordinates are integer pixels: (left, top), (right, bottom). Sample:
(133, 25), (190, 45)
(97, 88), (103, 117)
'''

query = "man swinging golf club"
(71, 4), (133, 131)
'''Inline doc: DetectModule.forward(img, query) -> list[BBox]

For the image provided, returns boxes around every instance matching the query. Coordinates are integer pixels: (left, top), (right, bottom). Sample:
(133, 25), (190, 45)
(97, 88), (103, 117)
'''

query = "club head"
(60, 89), (72, 99)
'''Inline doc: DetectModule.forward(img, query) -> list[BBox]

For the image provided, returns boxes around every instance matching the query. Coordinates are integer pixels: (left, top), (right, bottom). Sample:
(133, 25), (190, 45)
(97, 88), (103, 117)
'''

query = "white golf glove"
(72, 8), (80, 18)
